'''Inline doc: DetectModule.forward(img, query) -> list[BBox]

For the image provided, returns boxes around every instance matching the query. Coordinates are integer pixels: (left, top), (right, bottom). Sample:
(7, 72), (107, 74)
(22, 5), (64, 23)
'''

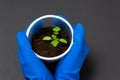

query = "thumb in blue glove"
(16, 32), (53, 80)
(55, 24), (89, 80)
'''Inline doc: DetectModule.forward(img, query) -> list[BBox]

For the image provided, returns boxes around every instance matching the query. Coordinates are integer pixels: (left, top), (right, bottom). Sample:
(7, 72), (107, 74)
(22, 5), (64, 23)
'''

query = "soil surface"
(31, 27), (70, 57)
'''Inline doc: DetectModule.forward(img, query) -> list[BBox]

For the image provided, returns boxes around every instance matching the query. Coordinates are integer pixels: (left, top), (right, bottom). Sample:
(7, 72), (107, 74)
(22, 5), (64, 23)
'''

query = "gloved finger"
(82, 40), (89, 55)
(23, 19), (44, 33)
(16, 32), (33, 59)
(18, 48), (24, 64)
(52, 14), (74, 29)
(16, 31), (44, 63)
(18, 47), (28, 75)
(16, 32), (45, 62)
(55, 24), (88, 80)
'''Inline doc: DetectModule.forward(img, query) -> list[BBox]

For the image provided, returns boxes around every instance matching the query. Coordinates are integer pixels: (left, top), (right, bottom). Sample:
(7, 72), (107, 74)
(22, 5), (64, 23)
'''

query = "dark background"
(0, 0), (120, 80)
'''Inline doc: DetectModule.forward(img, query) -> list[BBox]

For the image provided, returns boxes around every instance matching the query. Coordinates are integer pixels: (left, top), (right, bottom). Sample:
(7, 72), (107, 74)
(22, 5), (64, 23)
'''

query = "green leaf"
(59, 38), (67, 44)
(43, 36), (52, 40)
(51, 40), (59, 47)
(52, 34), (57, 39)
(53, 26), (61, 32)
(54, 31), (59, 35)
(56, 38), (59, 41)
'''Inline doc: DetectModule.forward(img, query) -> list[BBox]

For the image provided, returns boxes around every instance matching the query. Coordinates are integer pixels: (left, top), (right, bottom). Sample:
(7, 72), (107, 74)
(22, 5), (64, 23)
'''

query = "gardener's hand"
(54, 15), (89, 80)
(16, 31), (53, 80)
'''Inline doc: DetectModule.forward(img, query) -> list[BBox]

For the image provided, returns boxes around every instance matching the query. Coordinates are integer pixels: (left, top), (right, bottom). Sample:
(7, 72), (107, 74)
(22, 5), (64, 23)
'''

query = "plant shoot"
(42, 26), (67, 47)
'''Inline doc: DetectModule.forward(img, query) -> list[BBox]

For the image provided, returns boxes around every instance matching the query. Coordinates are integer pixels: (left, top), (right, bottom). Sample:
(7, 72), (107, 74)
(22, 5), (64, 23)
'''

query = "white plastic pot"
(26, 15), (73, 61)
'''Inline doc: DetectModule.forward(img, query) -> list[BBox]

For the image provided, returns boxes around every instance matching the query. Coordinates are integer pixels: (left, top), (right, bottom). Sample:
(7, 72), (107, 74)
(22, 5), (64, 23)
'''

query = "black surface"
(0, 0), (120, 80)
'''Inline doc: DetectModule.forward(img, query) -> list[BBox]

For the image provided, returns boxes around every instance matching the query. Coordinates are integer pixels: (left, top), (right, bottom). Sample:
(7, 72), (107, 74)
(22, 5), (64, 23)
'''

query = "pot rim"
(26, 15), (73, 61)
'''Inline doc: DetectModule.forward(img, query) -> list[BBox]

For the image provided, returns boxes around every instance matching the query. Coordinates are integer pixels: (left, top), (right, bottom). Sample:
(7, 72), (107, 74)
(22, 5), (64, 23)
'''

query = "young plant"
(43, 26), (67, 47)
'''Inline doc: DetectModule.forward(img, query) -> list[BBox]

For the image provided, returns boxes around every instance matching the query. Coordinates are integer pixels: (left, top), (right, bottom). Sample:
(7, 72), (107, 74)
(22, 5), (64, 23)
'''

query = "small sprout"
(53, 26), (61, 32)
(54, 31), (59, 35)
(59, 38), (67, 44)
(43, 36), (52, 40)
(52, 34), (57, 39)
(51, 40), (59, 47)
(42, 26), (68, 47)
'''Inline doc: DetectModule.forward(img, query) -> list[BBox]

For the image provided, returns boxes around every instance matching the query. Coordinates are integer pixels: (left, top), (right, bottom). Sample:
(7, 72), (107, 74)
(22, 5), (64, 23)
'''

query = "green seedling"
(43, 26), (67, 47)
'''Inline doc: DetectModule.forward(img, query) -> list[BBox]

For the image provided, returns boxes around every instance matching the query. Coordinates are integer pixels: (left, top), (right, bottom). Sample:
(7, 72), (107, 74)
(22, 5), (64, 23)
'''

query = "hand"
(53, 15), (89, 80)
(55, 24), (89, 80)
(16, 20), (53, 80)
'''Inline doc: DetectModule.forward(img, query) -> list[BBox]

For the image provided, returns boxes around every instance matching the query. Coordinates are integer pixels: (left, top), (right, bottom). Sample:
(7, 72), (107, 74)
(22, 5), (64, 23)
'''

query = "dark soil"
(31, 27), (70, 57)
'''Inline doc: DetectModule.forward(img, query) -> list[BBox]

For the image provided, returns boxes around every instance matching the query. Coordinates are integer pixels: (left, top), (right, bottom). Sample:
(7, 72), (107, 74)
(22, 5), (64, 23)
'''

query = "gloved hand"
(55, 24), (89, 80)
(16, 21), (54, 80)
(16, 15), (89, 80)
(53, 15), (89, 80)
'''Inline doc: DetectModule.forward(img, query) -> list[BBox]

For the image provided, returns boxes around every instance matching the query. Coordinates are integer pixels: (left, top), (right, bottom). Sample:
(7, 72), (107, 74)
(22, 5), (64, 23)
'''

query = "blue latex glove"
(16, 15), (89, 80)
(55, 24), (89, 80)
(17, 21), (53, 80)
(53, 15), (89, 80)
(16, 32), (53, 79)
